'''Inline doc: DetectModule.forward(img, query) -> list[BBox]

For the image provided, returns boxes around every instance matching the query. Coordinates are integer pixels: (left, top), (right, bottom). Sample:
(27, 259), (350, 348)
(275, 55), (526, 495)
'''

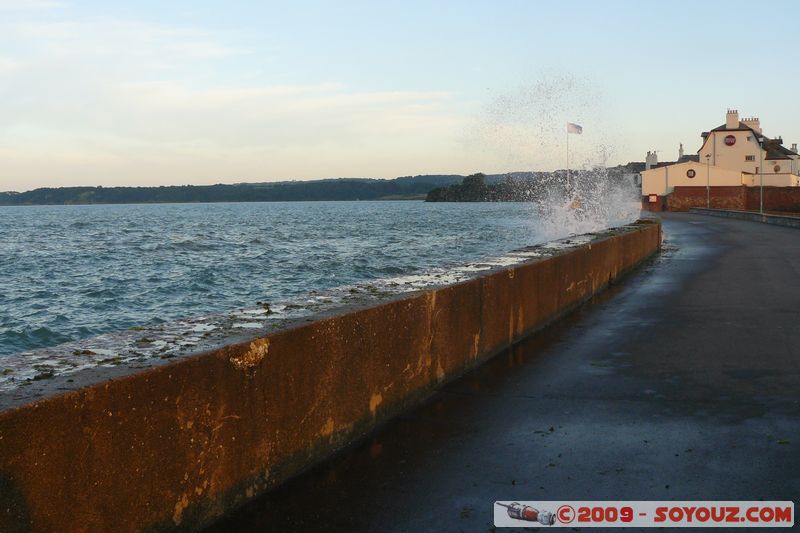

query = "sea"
(0, 201), (569, 358)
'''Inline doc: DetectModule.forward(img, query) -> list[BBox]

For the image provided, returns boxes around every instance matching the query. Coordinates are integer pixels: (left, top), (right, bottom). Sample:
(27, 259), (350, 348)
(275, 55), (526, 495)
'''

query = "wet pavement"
(207, 212), (800, 532)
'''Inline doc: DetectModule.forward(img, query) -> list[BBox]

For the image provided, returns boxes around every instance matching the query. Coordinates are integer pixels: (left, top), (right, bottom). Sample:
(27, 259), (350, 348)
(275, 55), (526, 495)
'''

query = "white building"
(642, 110), (799, 199)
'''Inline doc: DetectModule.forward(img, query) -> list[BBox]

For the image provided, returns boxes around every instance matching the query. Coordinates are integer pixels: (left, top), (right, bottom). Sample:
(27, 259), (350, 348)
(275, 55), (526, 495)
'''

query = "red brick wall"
(667, 186), (747, 211)
(745, 187), (800, 212)
(663, 186), (800, 212)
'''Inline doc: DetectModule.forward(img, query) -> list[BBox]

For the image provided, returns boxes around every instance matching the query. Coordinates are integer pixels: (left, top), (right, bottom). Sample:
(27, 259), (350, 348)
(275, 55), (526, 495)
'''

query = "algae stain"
(172, 493), (190, 525)
(427, 291), (437, 314)
(320, 417), (335, 437)
(369, 392), (383, 415)
(229, 338), (269, 370)
(435, 360), (445, 382)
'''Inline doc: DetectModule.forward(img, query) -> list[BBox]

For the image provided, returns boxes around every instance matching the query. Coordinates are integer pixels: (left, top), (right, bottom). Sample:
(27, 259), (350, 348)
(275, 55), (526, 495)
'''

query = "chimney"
(742, 116), (762, 134)
(726, 109), (739, 129)
(645, 150), (658, 170)
(792, 143), (798, 153)
(678, 142), (684, 160)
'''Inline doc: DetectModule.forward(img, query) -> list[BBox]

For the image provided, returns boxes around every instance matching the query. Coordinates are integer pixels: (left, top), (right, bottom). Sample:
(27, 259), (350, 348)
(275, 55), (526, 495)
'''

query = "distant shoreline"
(0, 176), (459, 206)
(2, 166), (641, 206)
(0, 196), (428, 207)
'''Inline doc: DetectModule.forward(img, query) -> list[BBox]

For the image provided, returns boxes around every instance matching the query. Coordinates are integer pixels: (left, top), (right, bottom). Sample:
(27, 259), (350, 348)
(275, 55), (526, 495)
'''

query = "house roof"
(624, 162), (646, 172)
(699, 121), (797, 159)
(763, 139), (797, 160)
(649, 155), (699, 169)
(643, 160), (701, 172)
(701, 121), (757, 138)
(713, 121), (751, 132)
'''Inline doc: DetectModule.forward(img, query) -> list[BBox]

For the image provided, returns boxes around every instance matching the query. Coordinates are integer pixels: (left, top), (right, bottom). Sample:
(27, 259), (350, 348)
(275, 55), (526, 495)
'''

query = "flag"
(567, 122), (583, 134)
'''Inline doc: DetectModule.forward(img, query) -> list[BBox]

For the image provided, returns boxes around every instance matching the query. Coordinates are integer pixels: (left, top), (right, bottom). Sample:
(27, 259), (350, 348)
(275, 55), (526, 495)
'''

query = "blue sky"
(1, 0), (798, 191)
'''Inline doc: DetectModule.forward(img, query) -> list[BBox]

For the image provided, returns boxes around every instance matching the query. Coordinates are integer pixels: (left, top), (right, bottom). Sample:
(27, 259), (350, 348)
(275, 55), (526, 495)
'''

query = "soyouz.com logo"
(493, 501), (794, 528)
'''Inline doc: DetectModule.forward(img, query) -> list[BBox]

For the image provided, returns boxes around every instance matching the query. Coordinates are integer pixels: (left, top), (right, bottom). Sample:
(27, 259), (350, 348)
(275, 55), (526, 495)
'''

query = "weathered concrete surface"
(208, 212), (800, 532)
(0, 222), (660, 532)
(690, 207), (800, 228)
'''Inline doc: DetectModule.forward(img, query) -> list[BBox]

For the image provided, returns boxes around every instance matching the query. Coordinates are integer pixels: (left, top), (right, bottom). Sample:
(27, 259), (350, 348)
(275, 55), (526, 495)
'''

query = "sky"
(1, 0), (799, 191)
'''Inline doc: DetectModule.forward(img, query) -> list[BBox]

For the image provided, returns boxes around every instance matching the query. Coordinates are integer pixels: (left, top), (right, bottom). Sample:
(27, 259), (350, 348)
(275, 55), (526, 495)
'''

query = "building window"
(745, 155), (755, 161)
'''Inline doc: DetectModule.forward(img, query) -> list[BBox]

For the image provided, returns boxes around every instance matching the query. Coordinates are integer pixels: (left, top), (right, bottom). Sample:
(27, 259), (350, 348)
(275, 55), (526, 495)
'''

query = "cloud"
(0, 9), (483, 191)
(0, 0), (66, 9)
(0, 66), (472, 190)
(164, 41), (246, 60)
(465, 74), (617, 171)
(0, 56), (21, 73)
(116, 80), (349, 109)
(11, 17), (250, 67)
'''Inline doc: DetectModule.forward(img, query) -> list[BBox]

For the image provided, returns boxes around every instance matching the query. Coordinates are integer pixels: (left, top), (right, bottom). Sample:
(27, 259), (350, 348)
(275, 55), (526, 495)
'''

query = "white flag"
(567, 122), (583, 134)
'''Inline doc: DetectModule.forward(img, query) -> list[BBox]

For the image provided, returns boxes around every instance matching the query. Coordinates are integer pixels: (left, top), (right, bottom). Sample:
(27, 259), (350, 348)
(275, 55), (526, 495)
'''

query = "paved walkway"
(208, 213), (800, 532)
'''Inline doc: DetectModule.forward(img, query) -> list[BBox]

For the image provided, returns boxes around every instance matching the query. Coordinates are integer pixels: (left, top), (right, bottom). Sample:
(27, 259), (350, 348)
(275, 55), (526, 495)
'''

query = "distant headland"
(1, 166), (642, 206)
(425, 165), (642, 202)
(0, 176), (462, 205)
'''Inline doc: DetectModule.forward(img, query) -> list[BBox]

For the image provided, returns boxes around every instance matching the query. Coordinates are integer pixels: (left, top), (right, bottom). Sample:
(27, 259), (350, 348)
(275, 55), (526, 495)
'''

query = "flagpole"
(566, 125), (570, 193)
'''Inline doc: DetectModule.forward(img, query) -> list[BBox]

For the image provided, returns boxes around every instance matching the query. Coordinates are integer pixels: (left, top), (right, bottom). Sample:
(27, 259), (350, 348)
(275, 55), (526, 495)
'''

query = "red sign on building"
(724, 135), (736, 146)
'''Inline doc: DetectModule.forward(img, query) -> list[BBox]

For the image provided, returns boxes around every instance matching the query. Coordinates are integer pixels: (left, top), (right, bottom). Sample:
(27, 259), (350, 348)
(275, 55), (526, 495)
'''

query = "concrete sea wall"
(0, 221), (661, 532)
(689, 207), (800, 228)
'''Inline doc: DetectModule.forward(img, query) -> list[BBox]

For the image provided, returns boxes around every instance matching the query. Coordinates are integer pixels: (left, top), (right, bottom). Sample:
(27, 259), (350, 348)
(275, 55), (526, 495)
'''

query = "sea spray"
(531, 167), (641, 241)
(466, 72), (639, 239)
(468, 73), (612, 172)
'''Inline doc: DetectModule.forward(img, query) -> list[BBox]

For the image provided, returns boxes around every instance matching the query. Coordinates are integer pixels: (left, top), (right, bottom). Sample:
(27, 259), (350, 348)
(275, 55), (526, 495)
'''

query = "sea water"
(0, 195), (640, 361)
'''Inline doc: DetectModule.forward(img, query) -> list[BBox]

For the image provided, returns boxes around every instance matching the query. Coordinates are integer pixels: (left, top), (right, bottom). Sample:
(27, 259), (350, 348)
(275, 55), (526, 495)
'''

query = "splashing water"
(467, 72), (641, 240)
(532, 168), (642, 241)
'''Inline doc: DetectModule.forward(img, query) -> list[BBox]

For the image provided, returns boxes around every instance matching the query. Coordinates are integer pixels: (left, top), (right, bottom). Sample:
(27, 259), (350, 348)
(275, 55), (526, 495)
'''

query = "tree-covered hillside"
(1, 166), (642, 205)
(426, 166), (640, 202)
(0, 175), (466, 205)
